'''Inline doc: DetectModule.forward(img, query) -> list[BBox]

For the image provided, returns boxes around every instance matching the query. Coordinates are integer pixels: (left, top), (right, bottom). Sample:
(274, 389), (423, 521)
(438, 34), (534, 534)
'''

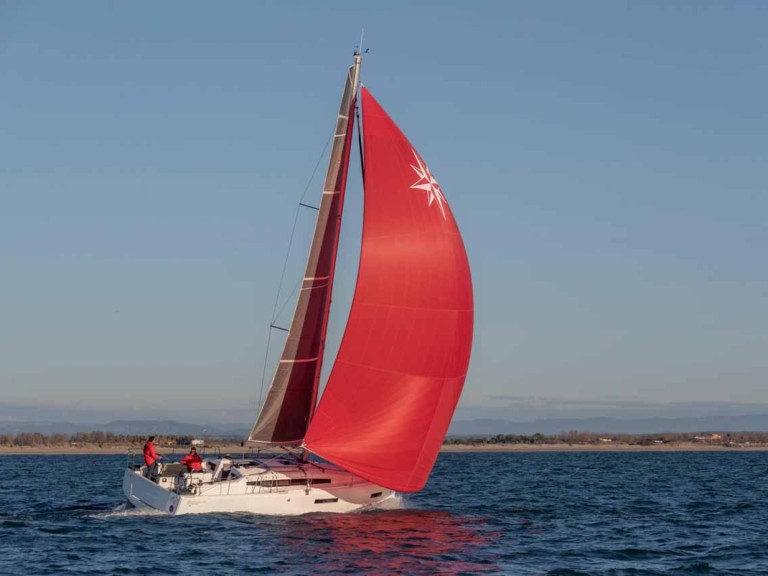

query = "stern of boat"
(122, 466), (180, 514)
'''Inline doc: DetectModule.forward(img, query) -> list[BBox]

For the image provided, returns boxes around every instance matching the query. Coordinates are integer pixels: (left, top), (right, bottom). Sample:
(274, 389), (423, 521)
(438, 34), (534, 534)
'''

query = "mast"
(248, 54), (362, 445)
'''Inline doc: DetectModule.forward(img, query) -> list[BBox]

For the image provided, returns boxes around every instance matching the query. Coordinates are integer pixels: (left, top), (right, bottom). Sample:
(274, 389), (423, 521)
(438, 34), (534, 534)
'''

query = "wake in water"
(375, 492), (406, 510)
(89, 501), (167, 519)
(358, 492), (407, 513)
(5, 503), (114, 521)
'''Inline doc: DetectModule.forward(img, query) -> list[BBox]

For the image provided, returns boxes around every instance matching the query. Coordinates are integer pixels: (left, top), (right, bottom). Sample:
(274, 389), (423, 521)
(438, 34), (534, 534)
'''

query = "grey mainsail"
(248, 56), (361, 444)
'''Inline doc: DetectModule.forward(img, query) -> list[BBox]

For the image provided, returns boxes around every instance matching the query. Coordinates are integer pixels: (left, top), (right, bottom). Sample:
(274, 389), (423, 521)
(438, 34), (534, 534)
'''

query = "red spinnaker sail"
(305, 87), (474, 492)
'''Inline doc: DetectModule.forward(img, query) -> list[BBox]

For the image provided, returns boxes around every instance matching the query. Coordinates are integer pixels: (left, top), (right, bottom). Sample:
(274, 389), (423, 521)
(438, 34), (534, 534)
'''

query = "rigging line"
(256, 124), (335, 415)
(270, 126), (334, 324)
(274, 276), (302, 322)
(254, 323), (275, 420)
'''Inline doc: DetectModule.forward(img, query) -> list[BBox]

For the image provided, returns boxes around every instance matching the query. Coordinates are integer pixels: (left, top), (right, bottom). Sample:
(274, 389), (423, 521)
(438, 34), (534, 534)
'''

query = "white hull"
(122, 455), (395, 516)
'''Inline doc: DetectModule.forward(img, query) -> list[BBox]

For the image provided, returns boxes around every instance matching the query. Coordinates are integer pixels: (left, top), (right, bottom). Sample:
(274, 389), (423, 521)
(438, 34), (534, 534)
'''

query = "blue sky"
(1, 1), (767, 425)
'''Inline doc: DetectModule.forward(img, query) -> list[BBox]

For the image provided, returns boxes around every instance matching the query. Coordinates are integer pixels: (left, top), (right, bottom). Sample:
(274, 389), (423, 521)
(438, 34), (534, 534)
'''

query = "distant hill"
(448, 414), (768, 436)
(98, 420), (250, 437)
(0, 420), (87, 436)
(0, 419), (250, 438)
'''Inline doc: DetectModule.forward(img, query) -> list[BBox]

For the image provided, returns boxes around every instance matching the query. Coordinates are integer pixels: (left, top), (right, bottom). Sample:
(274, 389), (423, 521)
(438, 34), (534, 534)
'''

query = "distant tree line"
(444, 430), (768, 446)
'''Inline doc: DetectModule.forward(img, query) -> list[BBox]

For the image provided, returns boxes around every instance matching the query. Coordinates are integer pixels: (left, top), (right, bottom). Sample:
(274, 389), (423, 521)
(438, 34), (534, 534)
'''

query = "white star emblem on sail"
(410, 150), (447, 220)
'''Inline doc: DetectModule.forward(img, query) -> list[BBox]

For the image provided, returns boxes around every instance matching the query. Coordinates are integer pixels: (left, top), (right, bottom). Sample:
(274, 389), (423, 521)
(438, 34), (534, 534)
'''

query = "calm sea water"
(0, 451), (766, 575)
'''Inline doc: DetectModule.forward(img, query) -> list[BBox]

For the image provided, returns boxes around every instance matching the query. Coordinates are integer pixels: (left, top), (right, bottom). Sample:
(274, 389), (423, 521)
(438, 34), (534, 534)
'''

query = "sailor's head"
(148, 436), (155, 442)
(190, 447), (197, 453)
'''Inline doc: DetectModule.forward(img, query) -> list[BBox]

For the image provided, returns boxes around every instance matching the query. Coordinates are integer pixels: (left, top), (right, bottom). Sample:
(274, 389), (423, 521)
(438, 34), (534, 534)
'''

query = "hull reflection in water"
(275, 510), (499, 575)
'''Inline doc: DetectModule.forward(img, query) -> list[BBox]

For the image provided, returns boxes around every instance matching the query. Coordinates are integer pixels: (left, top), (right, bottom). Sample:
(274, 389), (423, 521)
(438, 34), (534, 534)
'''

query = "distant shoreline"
(1, 441), (767, 456)
(441, 442), (768, 452)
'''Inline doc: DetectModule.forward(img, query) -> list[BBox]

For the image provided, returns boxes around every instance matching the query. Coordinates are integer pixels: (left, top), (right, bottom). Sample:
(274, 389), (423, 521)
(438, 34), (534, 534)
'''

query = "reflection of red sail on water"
(278, 510), (498, 575)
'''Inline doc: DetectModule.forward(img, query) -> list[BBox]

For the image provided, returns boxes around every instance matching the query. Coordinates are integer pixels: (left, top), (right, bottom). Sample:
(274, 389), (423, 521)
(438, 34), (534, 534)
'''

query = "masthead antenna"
(354, 29), (369, 57)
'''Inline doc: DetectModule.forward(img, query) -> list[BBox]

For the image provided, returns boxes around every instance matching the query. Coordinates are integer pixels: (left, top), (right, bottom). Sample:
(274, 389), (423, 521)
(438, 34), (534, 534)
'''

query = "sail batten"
(248, 57), (362, 445)
(304, 87), (474, 492)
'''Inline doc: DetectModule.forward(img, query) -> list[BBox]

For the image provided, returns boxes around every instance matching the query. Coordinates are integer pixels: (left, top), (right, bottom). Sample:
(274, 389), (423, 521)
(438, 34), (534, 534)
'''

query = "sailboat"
(122, 51), (473, 515)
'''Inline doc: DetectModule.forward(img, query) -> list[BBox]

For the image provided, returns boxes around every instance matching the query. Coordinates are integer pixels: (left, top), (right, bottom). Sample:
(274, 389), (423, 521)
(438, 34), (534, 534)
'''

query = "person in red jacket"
(180, 446), (203, 472)
(143, 436), (163, 477)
